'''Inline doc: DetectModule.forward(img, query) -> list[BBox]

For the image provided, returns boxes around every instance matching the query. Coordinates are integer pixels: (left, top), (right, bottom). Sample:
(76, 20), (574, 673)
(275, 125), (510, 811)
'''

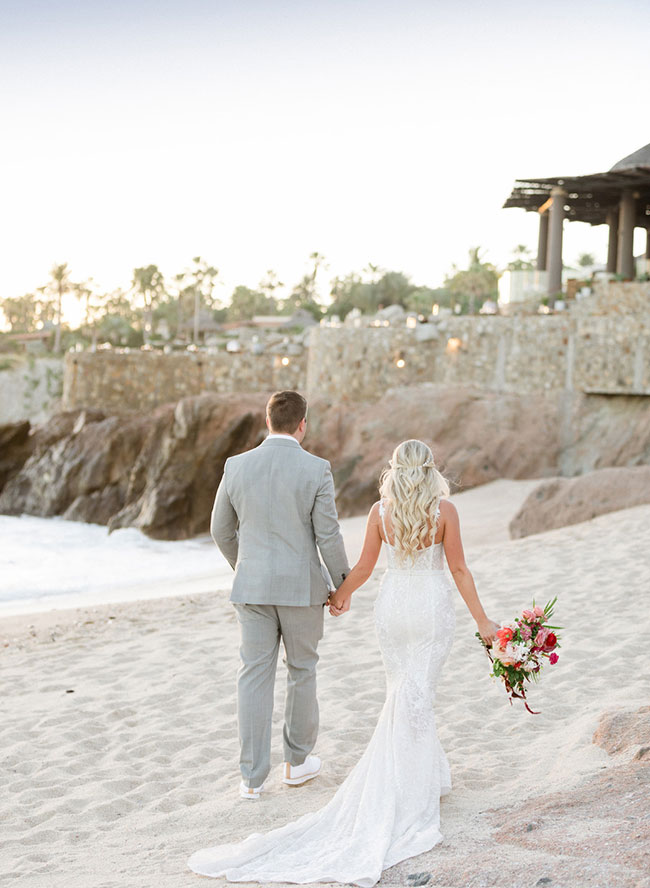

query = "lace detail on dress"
(188, 499), (456, 887)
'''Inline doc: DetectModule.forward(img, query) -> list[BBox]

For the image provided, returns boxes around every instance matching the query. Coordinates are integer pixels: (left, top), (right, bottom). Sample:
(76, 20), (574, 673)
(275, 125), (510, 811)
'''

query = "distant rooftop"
(610, 142), (650, 171)
(504, 142), (650, 226)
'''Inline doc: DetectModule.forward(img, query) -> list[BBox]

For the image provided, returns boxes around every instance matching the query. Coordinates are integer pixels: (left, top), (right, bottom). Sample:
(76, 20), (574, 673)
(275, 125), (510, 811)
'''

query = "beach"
(2, 481), (649, 888)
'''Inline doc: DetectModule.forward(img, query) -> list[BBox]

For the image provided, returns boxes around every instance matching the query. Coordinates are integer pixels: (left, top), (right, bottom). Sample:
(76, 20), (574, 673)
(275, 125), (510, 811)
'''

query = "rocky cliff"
(2, 384), (649, 536)
(0, 393), (268, 539)
(306, 385), (650, 517)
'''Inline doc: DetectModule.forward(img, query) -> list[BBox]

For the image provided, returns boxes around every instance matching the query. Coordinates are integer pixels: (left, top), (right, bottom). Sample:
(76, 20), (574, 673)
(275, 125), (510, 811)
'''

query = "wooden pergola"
(504, 143), (650, 297)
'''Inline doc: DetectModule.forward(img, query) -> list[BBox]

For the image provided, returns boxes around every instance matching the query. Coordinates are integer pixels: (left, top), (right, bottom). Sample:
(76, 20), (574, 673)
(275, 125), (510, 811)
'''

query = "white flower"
(513, 642), (529, 660)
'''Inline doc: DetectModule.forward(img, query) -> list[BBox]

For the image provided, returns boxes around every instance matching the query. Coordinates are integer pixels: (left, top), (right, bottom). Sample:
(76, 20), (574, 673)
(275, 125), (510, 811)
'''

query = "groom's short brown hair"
(266, 390), (307, 433)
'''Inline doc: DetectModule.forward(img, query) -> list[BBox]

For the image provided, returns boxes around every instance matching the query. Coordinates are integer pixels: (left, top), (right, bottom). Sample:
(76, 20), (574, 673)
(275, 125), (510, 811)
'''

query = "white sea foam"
(0, 515), (231, 616)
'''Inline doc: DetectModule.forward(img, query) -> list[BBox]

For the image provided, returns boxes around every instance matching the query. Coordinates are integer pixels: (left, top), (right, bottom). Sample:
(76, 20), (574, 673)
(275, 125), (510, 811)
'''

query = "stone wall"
(63, 350), (307, 414)
(0, 356), (63, 423)
(62, 281), (650, 412)
(306, 312), (650, 401)
(573, 280), (650, 318)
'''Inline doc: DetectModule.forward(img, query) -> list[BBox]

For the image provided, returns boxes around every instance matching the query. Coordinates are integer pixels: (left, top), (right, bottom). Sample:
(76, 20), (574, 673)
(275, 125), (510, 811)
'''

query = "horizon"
(2, 0), (650, 318)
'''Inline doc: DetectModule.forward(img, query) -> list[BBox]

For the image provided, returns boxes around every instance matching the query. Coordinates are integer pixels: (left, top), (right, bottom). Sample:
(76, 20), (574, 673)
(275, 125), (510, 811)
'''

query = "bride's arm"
(441, 500), (499, 644)
(329, 503), (382, 615)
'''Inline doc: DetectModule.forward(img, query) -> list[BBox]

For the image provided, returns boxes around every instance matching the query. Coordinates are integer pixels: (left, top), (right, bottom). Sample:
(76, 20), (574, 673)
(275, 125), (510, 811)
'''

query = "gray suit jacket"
(210, 437), (350, 606)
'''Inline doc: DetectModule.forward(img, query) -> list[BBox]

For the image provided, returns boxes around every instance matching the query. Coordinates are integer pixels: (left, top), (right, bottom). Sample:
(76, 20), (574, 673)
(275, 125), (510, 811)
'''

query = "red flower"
(549, 652), (559, 665)
(543, 632), (557, 652)
(496, 627), (514, 645)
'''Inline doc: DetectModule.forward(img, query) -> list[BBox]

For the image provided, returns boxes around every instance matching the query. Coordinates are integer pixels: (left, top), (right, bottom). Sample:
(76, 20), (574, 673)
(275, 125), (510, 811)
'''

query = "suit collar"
(261, 436), (302, 449)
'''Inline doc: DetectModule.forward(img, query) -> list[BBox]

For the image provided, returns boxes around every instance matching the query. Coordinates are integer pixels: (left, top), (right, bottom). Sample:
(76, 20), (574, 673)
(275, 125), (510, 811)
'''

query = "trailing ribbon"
(483, 645), (540, 715)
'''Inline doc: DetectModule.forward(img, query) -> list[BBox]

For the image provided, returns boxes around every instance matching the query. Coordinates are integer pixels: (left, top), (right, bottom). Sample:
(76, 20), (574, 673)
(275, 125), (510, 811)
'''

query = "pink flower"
(533, 605), (545, 618)
(520, 625), (532, 641)
(535, 628), (548, 646)
(498, 643), (518, 666)
(521, 609), (534, 621)
(549, 652), (559, 665)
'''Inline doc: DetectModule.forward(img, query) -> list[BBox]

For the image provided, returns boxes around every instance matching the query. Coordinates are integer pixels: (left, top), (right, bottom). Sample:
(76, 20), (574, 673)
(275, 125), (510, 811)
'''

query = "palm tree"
(46, 263), (72, 353)
(175, 257), (219, 344)
(132, 265), (165, 344)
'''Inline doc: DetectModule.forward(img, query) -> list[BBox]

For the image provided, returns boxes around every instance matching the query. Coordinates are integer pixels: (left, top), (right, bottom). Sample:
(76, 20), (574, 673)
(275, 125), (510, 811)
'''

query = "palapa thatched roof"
(504, 143), (650, 226)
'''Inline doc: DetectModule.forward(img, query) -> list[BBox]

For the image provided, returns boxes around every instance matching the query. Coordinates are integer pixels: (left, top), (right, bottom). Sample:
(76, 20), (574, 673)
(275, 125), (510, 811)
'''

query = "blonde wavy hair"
(378, 439), (449, 562)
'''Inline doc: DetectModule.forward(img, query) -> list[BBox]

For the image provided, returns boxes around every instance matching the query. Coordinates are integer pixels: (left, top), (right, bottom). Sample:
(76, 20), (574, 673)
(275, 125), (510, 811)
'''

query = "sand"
(2, 481), (649, 888)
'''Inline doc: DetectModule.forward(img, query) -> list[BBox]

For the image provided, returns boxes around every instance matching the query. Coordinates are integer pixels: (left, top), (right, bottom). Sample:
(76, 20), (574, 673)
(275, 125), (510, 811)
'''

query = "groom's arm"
(311, 462), (350, 588)
(210, 466), (239, 570)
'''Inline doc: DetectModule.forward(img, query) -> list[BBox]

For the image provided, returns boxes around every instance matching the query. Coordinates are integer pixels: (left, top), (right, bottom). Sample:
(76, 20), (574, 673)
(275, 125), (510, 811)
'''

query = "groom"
(211, 390), (350, 800)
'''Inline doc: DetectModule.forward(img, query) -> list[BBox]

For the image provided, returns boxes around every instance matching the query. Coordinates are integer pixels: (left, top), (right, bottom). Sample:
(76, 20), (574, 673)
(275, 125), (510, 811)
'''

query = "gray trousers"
(233, 603), (324, 788)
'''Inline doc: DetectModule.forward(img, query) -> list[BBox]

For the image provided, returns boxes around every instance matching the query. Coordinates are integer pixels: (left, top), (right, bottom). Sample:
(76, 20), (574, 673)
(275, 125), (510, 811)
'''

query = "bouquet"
(476, 597), (561, 714)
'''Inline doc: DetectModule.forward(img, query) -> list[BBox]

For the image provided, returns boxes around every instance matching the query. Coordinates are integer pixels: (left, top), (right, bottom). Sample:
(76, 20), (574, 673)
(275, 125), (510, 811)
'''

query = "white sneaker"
(282, 754), (321, 786)
(239, 780), (264, 800)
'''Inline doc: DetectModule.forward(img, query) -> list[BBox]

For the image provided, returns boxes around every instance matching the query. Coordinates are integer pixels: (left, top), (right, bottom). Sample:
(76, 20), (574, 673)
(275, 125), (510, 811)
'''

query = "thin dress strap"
(430, 502), (441, 568)
(378, 498), (390, 545)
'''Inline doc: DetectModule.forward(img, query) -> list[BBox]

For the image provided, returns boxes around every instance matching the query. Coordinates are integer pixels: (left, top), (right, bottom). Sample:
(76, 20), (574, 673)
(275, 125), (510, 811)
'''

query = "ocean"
(0, 515), (232, 617)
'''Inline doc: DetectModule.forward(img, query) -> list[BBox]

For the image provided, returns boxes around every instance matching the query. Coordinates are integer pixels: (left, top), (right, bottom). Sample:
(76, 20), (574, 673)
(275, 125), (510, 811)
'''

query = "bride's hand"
(476, 618), (500, 646)
(328, 594), (351, 617)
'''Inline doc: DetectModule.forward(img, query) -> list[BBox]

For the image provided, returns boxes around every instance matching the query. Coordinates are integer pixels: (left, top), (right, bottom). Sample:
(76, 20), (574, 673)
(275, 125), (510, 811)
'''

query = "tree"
(444, 247), (498, 314)
(73, 279), (112, 347)
(95, 288), (142, 347)
(327, 268), (420, 318)
(258, 270), (284, 305)
(577, 252), (596, 268)
(507, 244), (534, 271)
(371, 271), (414, 309)
(39, 263), (74, 352)
(286, 252), (328, 319)
(131, 265), (166, 344)
(1, 293), (39, 332)
(173, 257), (220, 343)
(228, 286), (277, 322)
(328, 273), (365, 318)
(404, 286), (442, 315)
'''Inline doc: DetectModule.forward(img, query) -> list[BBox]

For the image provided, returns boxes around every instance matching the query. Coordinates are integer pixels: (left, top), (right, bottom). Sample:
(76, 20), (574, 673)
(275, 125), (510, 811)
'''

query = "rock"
(0, 420), (32, 491)
(0, 393), (268, 539)
(307, 385), (562, 517)
(509, 466), (650, 539)
(415, 324), (440, 342)
(593, 706), (650, 757)
(490, 755), (650, 880)
(406, 874), (430, 886)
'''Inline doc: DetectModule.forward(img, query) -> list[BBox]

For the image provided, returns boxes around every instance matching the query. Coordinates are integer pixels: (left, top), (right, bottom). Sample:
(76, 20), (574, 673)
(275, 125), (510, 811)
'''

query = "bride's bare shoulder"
(438, 499), (458, 520)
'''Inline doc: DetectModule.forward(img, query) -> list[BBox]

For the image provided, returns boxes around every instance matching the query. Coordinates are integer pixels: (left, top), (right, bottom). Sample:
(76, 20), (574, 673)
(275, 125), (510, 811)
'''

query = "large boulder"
(509, 466), (650, 538)
(306, 385), (650, 518)
(307, 385), (562, 516)
(0, 393), (268, 539)
(0, 420), (32, 490)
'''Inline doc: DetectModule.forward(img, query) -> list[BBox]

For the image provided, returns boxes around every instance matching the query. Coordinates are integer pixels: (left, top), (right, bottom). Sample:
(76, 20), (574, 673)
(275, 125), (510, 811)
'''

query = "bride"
(188, 439), (499, 887)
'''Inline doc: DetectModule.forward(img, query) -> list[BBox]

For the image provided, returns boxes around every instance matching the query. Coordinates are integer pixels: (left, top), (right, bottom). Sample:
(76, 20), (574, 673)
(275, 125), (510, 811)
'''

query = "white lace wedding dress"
(188, 502), (456, 887)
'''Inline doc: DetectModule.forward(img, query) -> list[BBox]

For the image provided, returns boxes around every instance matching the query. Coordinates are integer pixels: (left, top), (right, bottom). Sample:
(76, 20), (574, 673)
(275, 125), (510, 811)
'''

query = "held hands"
(327, 593), (351, 617)
(476, 617), (500, 646)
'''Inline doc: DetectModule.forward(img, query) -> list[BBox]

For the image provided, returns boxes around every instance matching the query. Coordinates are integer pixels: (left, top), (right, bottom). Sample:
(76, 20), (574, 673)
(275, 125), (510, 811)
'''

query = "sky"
(2, 0), (650, 316)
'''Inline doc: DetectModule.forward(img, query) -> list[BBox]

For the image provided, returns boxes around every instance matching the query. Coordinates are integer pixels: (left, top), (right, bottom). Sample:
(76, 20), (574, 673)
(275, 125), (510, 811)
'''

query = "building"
(504, 142), (650, 300)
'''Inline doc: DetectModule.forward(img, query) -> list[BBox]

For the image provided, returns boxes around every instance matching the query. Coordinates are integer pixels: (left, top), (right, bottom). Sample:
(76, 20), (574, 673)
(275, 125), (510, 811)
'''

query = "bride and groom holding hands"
(188, 389), (499, 886)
